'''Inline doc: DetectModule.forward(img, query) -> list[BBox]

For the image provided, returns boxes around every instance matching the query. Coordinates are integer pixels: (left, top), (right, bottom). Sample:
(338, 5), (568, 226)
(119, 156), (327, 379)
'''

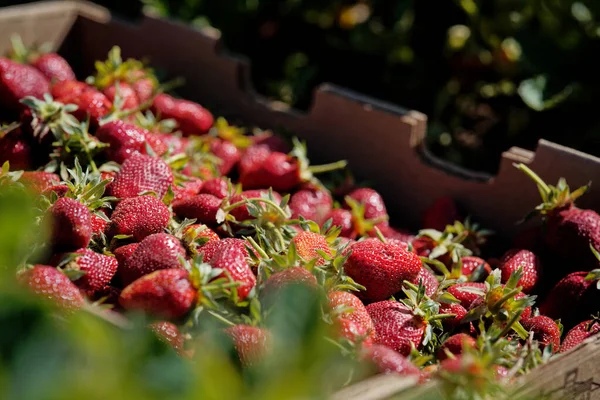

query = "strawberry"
(0, 125), (32, 170)
(114, 243), (139, 273)
(172, 194), (222, 226)
(56, 88), (112, 127)
(362, 344), (421, 378)
(335, 318), (374, 347)
(1, 58), (50, 112)
(132, 77), (155, 104)
(210, 139), (240, 175)
(447, 282), (487, 309)
(539, 271), (592, 325)
(106, 195), (170, 241)
(119, 268), (196, 319)
(120, 233), (186, 285)
(345, 188), (388, 221)
(157, 133), (189, 155)
(292, 231), (331, 265)
(261, 267), (318, 301)
(64, 248), (118, 294)
(343, 238), (422, 302)
(437, 333), (477, 360)
(326, 208), (354, 238)
(522, 315), (561, 352)
(152, 94), (214, 136)
(209, 241), (256, 300)
(109, 154), (174, 199)
(224, 325), (271, 367)
(31, 53), (76, 83)
(19, 171), (59, 192)
(498, 249), (541, 293)
(376, 224), (415, 243)
(366, 300), (427, 356)
(328, 290), (374, 334)
(514, 292), (532, 322)
(251, 132), (290, 153)
(560, 319), (600, 353)
(144, 132), (168, 157)
(200, 177), (230, 199)
(183, 224), (220, 253)
(289, 189), (333, 224)
(103, 82), (139, 110)
(19, 265), (85, 311)
(149, 321), (187, 355)
(439, 303), (467, 329)
(90, 213), (108, 236)
(172, 178), (204, 202)
(46, 197), (92, 250)
(228, 190), (282, 223)
(197, 238), (250, 264)
(95, 120), (147, 163)
(422, 197), (461, 231)
(408, 267), (439, 297)
(50, 80), (88, 100)
(461, 256), (492, 279)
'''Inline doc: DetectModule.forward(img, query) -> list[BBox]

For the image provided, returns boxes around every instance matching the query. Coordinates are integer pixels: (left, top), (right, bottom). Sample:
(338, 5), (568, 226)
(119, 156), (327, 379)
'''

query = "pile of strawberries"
(2, 37), (600, 397)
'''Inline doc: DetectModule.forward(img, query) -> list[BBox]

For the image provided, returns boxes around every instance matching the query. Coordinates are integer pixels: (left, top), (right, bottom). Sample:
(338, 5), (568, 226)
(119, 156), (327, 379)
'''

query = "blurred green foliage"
(89, 0), (600, 173)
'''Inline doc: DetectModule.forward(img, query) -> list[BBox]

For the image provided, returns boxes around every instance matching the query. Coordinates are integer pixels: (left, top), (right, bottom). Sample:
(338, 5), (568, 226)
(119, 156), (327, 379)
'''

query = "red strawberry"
(228, 190), (282, 223)
(110, 154), (174, 199)
(327, 208), (354, 238)
(422, 197), (460, 231)
(461, 256), (492, 278)
(366, 300), (426, 356)
(65, 249), (118, 294)
(498, 249), (541, 293)
(345, 188), (388, 220)
(560, 319), (600, 353)
(408, 267), (439, 297)
(172, 194), (222, 226)
(539, 272), (592, 325)
(515, 292), (532, 322)
(132, 76), (155, 104)
(251, 132), (290, 153)
(239, 150), (298, 191)
(1, 58), (50, 112)
(90, 213), (108, 236)
(209, 241), (256, 300)
(292, 231), (331, 265)
(172, 178), (204, 201)
(19, 265), (85, 311)
(343, 238), (422, 302)
(210, 139), (240, 175)
(335, 318), (374, 347)
(95, 120), (146, 163)
(107, 195), (170, 241)
(328, 290), (374, 334)
(119, 268), (196, 319)
(114, 243), (139, 268)
(447, 282), (487, 309)
(239, 145), (270, 177)
(31, 53), (76, 83)
(0, 126), (32, 170)
(224, 325), (271, 367)
(522, 315), (561, 352)
(289, 189), (333, 224)
(152, 94), (213, 136)
(262, 267), (318, 301)
(57, 88), (112, 127)
(144, 132), (168, 157)
(103, 82), (139, 110)
(47, 197), (92, 250)
(197, 238), (250, 263)
(157, 133), (189, 155)
(120, 233), (186, 285)
(439, 303), (467, 329)
(437, 333), (477, 361)
(200, 177), (230, 199)
(184, 224), (220, 252)
(19, 171), (60, 192)
(42, 184), (69, 198)
(149, 321), (187, 355)
(362, 344), (421, 378)
(50, 80), (88, 100)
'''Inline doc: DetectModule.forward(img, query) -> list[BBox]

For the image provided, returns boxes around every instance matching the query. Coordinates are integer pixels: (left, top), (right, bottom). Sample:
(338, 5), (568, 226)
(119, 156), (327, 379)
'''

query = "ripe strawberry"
(157, 133), (189, 155)
(1, 58), (50, 112)
(65, 248), (118, 294)
(461, 256), (492, 278)
(19, 171), (60, 192)
(95, 120), (147, 163)
(42, 184), (69, 198)
(539, 271), (591, 325)
(366, 300), (426, 356)
(47, 197), (92, 250)
(57, 88), (112, 127)
(200, 177), (230, 199)
(106, 195), (170, 241)
(439, 303), (467, 329)
(120, 233), (186, 285)
(326, 208), (354, 238)
(119, 268), (196, 319)
(31, 53), (76, 83)
(447, 282), (487, 309)
(437, 333), (477, 361)
(292, 231), (331, 265)
(209, 241), (256, 300)
(289, 189), (333, 224)
(50, 80), (88, 100)
(197, 238), (250, 263)
(172, 178), (204, 201)
(335, 318), (374, 347)
(184, 224), (220, 253)
(224, 325), (271, 367)
(261, 267), (318, 301)
(343, 238), (422, 302)
(152, 94), (213, 136)
(19, 265), (85, 311)
(132, 76), (155, 104)
(103, 81), (139, 110)
(114, 243), (139, 269)
(90, 213), (108, 236)
(514, 292), (532, 322)
(498, 249), (541, 293)
(172, 194), (222, 226)
(0, 125), (32, 170)
(144, 132), (168, 157)
(345, 188), (388, 220)
(109, 154), (174, 199)
(522, 315), (561, 352)
(362, 344), (421, 378)
(228, 190), (282, 223)
(408, 267), (439, 297)
(210, 139), (240, 175)
(560, 319), (600, 353)
(251, 132), (290, 153)
(422, 197), (461, 231)
(328, 290), (374, 334)
(149, 321), (187, 355)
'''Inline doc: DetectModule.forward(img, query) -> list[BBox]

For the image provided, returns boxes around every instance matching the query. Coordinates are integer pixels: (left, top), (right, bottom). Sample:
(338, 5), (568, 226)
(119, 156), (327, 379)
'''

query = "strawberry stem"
(514, 163), (551, 197)
(224, 198), (288, 219)
(307, 160), (348, 175)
